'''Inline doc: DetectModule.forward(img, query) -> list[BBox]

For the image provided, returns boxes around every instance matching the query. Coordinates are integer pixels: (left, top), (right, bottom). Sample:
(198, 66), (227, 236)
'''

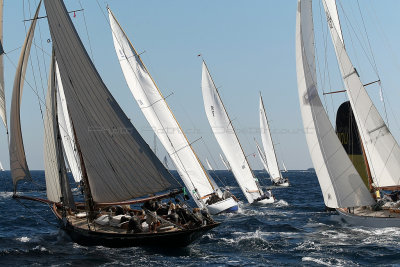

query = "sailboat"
(201, 60), (274, 204)
(107, 8), (238, 215)
(205, 158), (214, 171)
(282, 161), (288, 173)
(163, 155), (169, 170)
(11, 0), (220, 247)
(296, 0), (400, 227)
(0, 161), (3, 171)
(255, 138), (269, 174)
(259, 94), (289, 187)
(220, 153), (231, 171)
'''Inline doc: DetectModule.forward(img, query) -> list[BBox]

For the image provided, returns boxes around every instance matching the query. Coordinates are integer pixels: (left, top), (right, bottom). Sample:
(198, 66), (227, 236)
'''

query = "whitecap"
(16, 236), (30, 243)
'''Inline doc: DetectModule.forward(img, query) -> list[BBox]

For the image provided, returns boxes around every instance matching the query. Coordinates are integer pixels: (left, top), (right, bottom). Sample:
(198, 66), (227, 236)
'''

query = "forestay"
(323, 2), (400, 188)
(296, 0), (374, 208)
(201, 61), (262, 203)
(43, 53), (74, 208)
(9, 1), (41, 188)
(55, 62), (82, 183)
(108, 8), (215, 207)
(259, 94), (281, 182)
(44, 0), (178, 203)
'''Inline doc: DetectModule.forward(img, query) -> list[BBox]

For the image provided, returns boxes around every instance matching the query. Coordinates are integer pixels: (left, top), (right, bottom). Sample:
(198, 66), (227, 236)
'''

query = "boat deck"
(346, 206), (400, 218)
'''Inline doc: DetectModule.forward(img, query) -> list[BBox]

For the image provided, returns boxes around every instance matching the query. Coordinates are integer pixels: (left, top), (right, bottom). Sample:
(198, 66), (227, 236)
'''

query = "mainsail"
(0, 0), (6, 129)
(295, 0), (374, 208)
(9, 1), (41, 188)
(201, 61), (262, 203)
(43, 0), (178, 203)
(323, 1), (400, 189)
(259, 94), (281, 183)
(107, 8), (216, 207)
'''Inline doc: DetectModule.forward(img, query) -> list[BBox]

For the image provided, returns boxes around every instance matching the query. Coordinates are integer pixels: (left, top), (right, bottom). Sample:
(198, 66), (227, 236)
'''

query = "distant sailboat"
(219, 153), (231, 171)
(163, 155), (169, 169)
(201, 60), (274, 204)
(205, 158), (214, 171)
(108, 8), (238, 214)
(282, 161), (288, 172)
(11, 0), (220, 247)
(259, 94), (289, 187)
(254, 138), (269, 174)
(297, 0), (400, 227)
(0, 160), (4, 171)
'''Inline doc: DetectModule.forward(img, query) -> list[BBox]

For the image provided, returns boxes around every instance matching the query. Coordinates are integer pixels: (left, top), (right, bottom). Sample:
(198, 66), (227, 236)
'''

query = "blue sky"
(1, 0), (400, 171)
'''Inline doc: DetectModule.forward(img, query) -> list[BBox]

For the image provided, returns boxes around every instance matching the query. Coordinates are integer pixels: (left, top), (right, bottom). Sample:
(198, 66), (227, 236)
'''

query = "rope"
(14, 197), (58, 227)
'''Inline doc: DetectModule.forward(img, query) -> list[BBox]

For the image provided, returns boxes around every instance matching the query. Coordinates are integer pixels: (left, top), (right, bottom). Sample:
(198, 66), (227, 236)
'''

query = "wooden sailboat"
(11, 0), (220, 247)
(201, 60), (274, 204)
(259, 93), (289, 187)
(107, 8), (237, 215)
(296, 0), (400, 227)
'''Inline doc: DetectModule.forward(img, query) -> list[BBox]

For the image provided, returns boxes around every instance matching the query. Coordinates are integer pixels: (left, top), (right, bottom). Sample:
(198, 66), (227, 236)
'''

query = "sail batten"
(43, 0), (177, 203)
(323, 2), (400, 188)
(201, 61), (262, 203)
(108, 8), (215, 208)
(9, 1), (41, 188)
(259, 94), (281, 182)
(296, 0), (374, 208)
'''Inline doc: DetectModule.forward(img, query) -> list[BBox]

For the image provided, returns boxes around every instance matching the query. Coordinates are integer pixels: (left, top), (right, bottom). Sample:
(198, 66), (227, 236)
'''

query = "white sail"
(220, 153), (231, 171)
(9, 2), (41, 187)
(0, 0), (6, 129)
(205, 158), (213, 171)
(282, 161), (288, 172)
(201, 61), (262, 203)
(55, 62), (82, 183)
(296, 0), (374, 208)
(259, 94), (281, 183)
(255, 139), (269, 173)
(322, 0), (344, 43)
(323, 2), (400, 189)
(0, 160), (3, 171)
(108, 9), (216, 207)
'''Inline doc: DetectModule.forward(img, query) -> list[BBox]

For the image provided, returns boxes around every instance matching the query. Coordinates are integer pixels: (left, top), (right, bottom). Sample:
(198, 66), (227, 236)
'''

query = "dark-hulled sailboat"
(10, 0), (219, 247)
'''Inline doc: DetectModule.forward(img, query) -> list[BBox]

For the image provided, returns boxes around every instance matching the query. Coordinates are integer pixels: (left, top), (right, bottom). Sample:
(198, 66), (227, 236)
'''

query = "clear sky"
(1, 0), (400, 171)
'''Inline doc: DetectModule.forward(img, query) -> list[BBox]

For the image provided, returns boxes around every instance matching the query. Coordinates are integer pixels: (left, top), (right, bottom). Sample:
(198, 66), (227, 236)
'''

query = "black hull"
(59, 219), (220, 248)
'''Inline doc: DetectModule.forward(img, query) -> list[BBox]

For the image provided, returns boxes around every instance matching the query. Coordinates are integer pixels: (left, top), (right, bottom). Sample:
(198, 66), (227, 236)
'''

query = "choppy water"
(1, 170), (400, 266)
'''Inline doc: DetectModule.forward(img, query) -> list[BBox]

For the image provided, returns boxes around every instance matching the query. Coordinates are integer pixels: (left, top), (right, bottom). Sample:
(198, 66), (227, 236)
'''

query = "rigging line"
(200, 137), (227, 188)
(15, 198), (58, 227)
(78, 0), (94, 62)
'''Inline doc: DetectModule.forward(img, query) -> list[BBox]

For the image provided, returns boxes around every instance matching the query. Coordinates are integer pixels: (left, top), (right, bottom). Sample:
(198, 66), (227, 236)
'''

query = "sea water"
(1, 170), (400, 266)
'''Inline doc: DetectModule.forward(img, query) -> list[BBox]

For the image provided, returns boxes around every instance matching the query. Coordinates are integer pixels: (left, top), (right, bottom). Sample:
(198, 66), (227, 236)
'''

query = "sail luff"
(296, 0), (374, 208)
(44, 0), (178, 202)
(201, 60), (262, 203)
(108, 8), (215, 207)
(9, 1), (41, 189)
(0, 0), (6, 129)
(259, 94), (281, 182)
(323, 2), (400, 188)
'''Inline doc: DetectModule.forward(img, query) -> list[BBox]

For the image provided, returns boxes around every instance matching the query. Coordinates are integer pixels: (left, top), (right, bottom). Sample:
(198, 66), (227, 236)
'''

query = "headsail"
(108, 8), (215, 207)
(55, 62), (82, 183)
(43, 52), (74, 208)
(323, 2), (400, 189)
(296, 0), (374, 208)
(44, 0), (178, 203)
(201, 61), (262, 203)
(322, 0), (344, 43)
(259, 94), (281, 182)
(9, 1), (41, 189)
(0, 0), (6, 129)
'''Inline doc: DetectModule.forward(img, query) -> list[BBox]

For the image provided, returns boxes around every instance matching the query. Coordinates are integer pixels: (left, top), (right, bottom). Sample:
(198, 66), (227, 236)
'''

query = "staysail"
(108, 8), (215, 207)
(43, 52), (74, 208)
(44, 0), (178, 203)
(0, 0), (6, 129)
(296, 0), (374, 208)
(55, 62), (82, 183)
(201, 61), (262, 203)
(259, 94), (281, 182)
(323, 1), (400, 189)
(9, 1), (41, 188)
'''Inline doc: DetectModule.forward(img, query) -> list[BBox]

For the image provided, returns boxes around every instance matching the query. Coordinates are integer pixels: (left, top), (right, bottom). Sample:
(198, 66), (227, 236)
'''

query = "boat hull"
(276, 182), (289, 187)
(253, 197), (275, 205)
(336, 208), (400, 228)
(206, 197), (238, 215)
(60, 219), (220, 248)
